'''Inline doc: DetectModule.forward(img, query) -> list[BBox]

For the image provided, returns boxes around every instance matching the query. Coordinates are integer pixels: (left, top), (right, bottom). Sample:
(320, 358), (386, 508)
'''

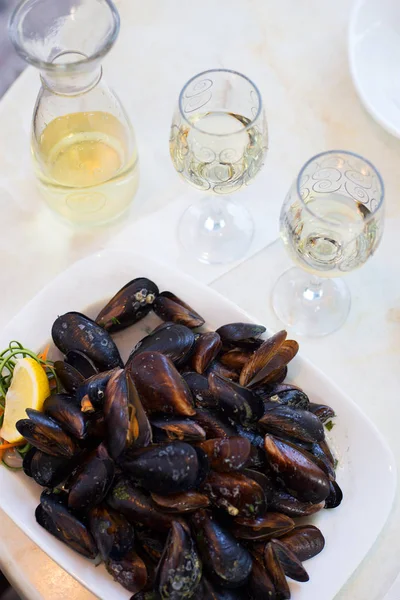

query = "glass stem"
(203, 196), (229, 233)
(303, 274), (324, 301)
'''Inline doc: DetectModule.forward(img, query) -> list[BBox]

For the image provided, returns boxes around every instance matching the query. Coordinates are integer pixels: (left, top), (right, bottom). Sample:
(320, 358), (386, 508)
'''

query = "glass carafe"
(9, 0), (139, 226)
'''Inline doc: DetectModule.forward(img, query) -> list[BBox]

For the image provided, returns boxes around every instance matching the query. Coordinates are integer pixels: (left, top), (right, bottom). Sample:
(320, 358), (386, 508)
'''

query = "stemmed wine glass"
(272, 150), (384, 336)
(170, 69), (268, 264)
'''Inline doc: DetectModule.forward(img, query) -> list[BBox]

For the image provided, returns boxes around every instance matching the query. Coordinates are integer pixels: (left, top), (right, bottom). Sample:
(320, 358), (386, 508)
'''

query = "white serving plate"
(349, 0), (400, 138)
(0, 249), (396, 600)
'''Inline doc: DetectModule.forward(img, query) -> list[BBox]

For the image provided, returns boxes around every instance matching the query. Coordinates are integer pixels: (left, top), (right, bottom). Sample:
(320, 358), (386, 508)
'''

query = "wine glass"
(272, 150), (384, 336)
(170, 69), (268, 264)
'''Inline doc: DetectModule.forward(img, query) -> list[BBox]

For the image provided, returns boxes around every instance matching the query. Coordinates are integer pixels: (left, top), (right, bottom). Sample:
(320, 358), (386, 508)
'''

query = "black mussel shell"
(22, 447), (36, 477)
(209, 373), (264, 427)
(127, 323), (195, 369)
(325, 479), (343, 509)
(122, 442), (201, 495)
(43, 393), (88, 440)
(30, 450), (76, 488)
(207, 360), (240, 382)
(191, 509), (253, 588)
(309, 402), (336, 423)
(37, 490), (97, 558)
(231, 513), (295, 541)
(136, 528), (168, 563)
(241, 469), (276, 505)
(182, 372), (216, 408)
(76, 369), (117, 412)
(216, 323), (266, 344)
(264, 435), (330, 504)
(258, 405), (325, 443)
(191, 332), (222, 374)
(248, 555), (276, 600)
(151, 418), (206, 443)
(220, 349), (252, 371)
(194, 578), (246, 599)
(107, 549), (148, 594)
(153, 292), (205, 328)
(269, 486), (325, 518)
(193, 409), (236, 439)
(151, 490), (210, 513)
(68, 443), (115, 510)
(89, 504), (135, 561)
(261, 388), (310, 410)
(54, 361), (85, 394)
(155, 521), (202, 600)
(264, 542), (290, 600)
(234, 424), (264, 449)
(270, 538), (309, 582)
(104, 369), (152, 460)
(52, 312), (123, 371)
(197, 437), (251, 472)
(17, 409), (78, 458)
(239, 331), (287, 387)
(279, 525), (325, 562)
(65, 350), (97, 379)
(311, 442), (336, 481)
(107, 478), (174, 531)
(96, 277), (159, 333)
(129, 351), (195, 417)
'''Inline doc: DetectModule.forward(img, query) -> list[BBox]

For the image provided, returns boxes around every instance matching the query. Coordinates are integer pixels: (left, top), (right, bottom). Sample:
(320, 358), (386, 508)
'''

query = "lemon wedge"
(0, 357), (50, 443)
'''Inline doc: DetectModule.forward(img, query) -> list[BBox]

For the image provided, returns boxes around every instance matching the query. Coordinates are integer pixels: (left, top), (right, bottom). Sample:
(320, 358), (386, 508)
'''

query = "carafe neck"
(40, 62), (102, 96)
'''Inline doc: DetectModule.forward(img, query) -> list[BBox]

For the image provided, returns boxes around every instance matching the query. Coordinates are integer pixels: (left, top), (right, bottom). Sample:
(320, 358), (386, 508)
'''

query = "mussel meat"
(191, 509), (253, 588)
(129, 352), (195, 417)
(96, 277), (159, 332)
(104, 369), (152, 459)
(52, 312), (123, 371)
(155, 520), (202, 599)
(153, 291), (205, 328)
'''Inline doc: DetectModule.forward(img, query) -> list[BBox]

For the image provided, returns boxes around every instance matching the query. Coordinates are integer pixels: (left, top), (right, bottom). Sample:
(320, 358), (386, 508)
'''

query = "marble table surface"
(0, 0), (399, 599)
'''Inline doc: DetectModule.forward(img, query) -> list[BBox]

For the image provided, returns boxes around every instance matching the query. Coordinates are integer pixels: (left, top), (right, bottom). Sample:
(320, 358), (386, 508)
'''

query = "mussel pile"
(17, 277), (341, 599)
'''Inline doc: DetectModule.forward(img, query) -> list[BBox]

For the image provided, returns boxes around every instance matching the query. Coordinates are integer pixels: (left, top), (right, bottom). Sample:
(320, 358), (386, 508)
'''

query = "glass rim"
(8, 0), (120, 72)
(178, 68), (263, 137)
(296, 149), (385, 224)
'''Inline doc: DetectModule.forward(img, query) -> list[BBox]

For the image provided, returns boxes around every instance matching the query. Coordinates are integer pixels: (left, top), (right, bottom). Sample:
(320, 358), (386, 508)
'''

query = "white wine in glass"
(273, 151), (384, 336)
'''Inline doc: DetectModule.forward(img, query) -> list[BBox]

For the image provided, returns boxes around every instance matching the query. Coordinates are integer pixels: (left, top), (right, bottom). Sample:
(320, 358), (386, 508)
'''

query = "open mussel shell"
(208, 373), (264, 427)
(127, 322), (195, 368)
(220, 349), (252, 371)
(77, 369), (118, 412)
(231, 513), (295, 541)
(52, 312), (123, 371)
(122, 442), (206, 495)
(197, 437), (251, 472)
(107, 549), (148, 594)
(264, 542), (290, 600)
(155, 520), (202, 600)
(182, 372), (216, 408)
(279, 525), (325, 562)
(153, 291), (205, 328)
(104, 369), (152, 460)
(207, 360), (240, 382)
(130, 351), (195, 417)
(37, 490), (97, 559)
(309, 402), (336, 423)
(310, 442), (336, 481)
(54, 361), (85, 394)
(239, 330), (287, 387)
(16, 409), (78, 458)
(269, 487), (325, 518)
(258, 405), (325, 443)
(68, 443), (115, 510)
(313, 438), (335, 467)
(96, 277), (159, 332)
(193, 409), (237, 439)
(216, 323), (266, 345)
(30, 450), (76, 488)
(151, 418), (206, 442)
(107, 478), (174, 531)
(264, 435), (330, 504)
(191, 332), (222, 374)
(325, 479), (343, 509)
(202, 471), (265, 518)
(89, 504), (135, 562)
(151, 490), (210, 513)
(191, 509), (253, 589)
(65, 350), (97, 379)
(270, 538), (309, 582)
(43, 393), (88, 440)
(248, 555), (276, 600)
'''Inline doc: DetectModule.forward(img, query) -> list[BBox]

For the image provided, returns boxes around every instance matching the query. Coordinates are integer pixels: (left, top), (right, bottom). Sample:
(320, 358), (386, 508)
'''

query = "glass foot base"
(177, 196), (254, 264)
(272, 267), (351, 336)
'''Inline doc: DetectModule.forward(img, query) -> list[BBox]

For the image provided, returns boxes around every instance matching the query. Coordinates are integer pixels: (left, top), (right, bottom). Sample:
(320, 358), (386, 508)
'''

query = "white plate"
(349, 0), (400, 138)
(0, 249), (396, 600)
